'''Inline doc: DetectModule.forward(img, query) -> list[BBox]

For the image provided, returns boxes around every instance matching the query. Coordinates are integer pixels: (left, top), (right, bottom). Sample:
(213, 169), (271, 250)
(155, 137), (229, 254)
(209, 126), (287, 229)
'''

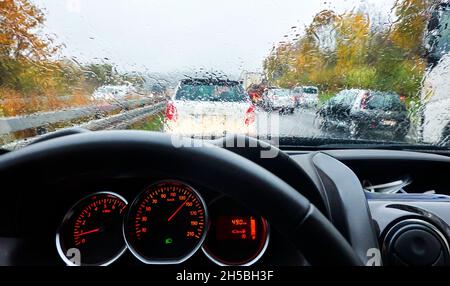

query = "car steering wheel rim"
(0, 130), (362, 266)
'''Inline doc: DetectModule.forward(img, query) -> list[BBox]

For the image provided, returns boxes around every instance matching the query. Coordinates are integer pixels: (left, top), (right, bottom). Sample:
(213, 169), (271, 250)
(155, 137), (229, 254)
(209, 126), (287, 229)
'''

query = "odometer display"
(124, 181), (208, 264)
(202, 197), (269, 266)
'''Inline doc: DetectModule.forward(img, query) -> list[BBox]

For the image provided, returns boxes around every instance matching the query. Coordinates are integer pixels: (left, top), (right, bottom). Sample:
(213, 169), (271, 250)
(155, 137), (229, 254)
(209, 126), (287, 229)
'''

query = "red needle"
(167, 199), (189, 222)
(75, 228), (101, 237)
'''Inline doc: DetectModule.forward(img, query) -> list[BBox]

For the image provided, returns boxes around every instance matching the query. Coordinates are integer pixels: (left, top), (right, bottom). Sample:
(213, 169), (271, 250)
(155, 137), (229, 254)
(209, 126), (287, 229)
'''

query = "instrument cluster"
(56, 180), (269, 266)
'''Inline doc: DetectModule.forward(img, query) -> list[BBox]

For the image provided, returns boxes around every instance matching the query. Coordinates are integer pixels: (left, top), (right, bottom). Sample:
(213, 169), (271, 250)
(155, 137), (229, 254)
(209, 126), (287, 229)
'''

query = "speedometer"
(124, 181), (208, 264)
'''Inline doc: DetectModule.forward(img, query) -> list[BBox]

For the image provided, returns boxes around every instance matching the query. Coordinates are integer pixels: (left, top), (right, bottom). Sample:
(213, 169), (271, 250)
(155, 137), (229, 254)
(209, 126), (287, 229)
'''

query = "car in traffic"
(316, 89), (410, 140)
(91, 85), (136, 101)
(293, 86), (319, 108)
(163, 78), (256, 137)
(291, 86), (303, 108)
(246, 83), (266, 106)
(301, 86), (319, 108)
(261, 87), (296, 113)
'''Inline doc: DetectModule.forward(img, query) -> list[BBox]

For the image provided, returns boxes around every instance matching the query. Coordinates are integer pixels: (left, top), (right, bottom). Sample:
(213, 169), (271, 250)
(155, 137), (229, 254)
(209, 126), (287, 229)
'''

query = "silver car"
(297, 86), (319, 108)
(262, 88), (296, 113)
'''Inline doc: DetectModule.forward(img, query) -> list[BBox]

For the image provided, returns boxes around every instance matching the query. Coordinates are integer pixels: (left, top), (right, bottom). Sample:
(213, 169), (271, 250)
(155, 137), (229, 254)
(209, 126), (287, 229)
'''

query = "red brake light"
(360, 94), (368, 110)
(245, 105), (256, 126)
(166, 101), (178, 121)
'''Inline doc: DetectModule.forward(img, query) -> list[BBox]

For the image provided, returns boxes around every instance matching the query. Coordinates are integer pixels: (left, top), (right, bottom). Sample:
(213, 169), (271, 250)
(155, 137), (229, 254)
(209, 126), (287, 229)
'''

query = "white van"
(421, 1), (450, 145)
(421, 54), (450, 144)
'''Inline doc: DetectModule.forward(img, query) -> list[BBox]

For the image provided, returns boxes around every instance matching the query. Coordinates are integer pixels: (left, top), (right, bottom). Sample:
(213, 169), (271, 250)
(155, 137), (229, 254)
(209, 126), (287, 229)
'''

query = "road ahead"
(255, 107), (417, 143)
(255, 108), (324, 139)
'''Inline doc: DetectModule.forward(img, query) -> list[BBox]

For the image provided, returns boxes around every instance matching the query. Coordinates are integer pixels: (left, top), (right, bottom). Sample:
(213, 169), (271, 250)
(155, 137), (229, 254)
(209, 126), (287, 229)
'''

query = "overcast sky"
(33, 0), (394, 76)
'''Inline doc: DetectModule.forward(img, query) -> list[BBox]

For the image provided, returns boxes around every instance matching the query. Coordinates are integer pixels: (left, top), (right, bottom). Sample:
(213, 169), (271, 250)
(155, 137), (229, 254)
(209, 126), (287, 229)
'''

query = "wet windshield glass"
(1, 0), (450, 149)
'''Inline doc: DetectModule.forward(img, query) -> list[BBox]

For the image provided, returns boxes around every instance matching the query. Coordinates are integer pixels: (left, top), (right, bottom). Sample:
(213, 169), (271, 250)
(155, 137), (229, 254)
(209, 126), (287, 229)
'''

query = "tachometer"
(124, 181), (208, 264)
(56, 192), (128, 266)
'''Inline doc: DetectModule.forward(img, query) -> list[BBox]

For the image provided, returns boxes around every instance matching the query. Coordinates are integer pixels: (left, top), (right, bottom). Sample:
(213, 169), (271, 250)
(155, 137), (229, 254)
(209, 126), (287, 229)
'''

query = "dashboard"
(1, 131), (450, 266)
(290, 149), (450, 266)
(0, 174), (302, 266)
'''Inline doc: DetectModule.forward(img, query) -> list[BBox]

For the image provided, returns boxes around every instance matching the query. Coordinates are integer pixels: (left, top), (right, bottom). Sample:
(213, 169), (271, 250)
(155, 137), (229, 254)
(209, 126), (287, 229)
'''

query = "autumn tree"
(264, 10), (338, 88)
(390, 0), (434, 57)
(0, 0), (91, 116)
(263, 0), (435, 100)
(0, 0), (57, 60)
(264, 42), (296, 84)
(0, 0), (59, 95)
(335, 13), (370, 72)
(293, 10), (337, 88)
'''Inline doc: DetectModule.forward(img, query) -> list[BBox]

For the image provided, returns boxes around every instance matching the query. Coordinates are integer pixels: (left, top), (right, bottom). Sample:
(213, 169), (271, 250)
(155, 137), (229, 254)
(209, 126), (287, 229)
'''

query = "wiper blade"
(321, 143), (450, 152)
(316, 143), (444, 150)
(277, 136), (450, 152)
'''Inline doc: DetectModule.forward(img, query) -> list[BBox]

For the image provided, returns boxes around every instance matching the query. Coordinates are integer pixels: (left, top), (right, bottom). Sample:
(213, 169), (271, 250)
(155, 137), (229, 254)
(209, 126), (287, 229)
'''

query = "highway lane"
(255, 107), (414, 142)
(255, 108), (325, 139)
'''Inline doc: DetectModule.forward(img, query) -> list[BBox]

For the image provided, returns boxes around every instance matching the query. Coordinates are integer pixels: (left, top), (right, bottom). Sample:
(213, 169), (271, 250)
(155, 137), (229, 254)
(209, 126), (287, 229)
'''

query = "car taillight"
(245, 105), (256, 126)
(165, 101), (178, 121)
(360, 94), (368, 110)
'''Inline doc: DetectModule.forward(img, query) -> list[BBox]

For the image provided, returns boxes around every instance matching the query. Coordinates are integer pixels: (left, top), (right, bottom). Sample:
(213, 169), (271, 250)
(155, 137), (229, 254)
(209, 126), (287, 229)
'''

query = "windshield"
(1, 0), (450, 150)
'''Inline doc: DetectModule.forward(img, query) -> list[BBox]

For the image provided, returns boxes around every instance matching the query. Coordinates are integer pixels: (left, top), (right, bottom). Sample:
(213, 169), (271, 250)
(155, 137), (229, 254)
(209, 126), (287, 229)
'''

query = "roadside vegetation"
(129, 113), (165, 132)
(0, 0), (142, 117)
(264, 0), (434, 104)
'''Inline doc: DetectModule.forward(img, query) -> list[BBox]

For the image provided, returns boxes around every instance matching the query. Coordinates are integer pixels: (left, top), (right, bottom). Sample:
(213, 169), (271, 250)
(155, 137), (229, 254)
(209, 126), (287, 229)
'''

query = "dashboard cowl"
(307, 152), (380, 265)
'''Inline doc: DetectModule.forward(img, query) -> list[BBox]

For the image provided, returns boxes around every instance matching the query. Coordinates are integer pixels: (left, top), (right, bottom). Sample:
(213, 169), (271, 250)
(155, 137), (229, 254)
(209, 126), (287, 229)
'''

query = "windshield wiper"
(277, 136), (450, 153)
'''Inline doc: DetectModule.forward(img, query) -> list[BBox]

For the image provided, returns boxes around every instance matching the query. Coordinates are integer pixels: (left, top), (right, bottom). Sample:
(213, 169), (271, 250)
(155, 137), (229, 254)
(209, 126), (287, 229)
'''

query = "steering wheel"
(0, 131), (362, 266)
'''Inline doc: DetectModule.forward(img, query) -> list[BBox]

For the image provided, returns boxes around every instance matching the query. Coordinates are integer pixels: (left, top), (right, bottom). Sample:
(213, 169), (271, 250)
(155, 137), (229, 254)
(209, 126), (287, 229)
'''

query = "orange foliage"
(0, 0), (56, 60)
(0, 88), (27, 116)
(0, 87), (91, 117)
(390, 0), (432, 56)
(335, 13), (370, 72)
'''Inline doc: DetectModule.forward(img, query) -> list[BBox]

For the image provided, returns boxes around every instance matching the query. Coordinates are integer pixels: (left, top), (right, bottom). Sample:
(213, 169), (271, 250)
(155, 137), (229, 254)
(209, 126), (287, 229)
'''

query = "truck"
(240, 72), (265, 90)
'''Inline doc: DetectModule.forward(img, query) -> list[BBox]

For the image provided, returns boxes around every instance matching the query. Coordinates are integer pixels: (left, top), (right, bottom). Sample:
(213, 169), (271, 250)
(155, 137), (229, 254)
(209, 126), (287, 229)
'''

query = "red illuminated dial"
(56, 193), (128, 266)
(124, 181), (208, 264)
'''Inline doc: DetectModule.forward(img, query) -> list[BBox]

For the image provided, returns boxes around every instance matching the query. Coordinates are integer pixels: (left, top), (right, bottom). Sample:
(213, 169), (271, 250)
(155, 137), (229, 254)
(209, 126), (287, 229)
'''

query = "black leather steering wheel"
(0, 130), (362, 265)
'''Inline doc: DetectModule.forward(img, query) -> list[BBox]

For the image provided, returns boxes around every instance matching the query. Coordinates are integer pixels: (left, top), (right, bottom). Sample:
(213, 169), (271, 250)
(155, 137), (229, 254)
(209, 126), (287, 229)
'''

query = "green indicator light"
(165, 238), (173, 245)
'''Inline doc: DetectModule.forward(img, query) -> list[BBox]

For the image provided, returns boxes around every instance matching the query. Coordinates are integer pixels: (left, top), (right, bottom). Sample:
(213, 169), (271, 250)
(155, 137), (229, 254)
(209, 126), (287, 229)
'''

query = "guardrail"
(80, 101), (166, 131)
(0, 97), (162, 135)
(1, 101), (167, 150)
